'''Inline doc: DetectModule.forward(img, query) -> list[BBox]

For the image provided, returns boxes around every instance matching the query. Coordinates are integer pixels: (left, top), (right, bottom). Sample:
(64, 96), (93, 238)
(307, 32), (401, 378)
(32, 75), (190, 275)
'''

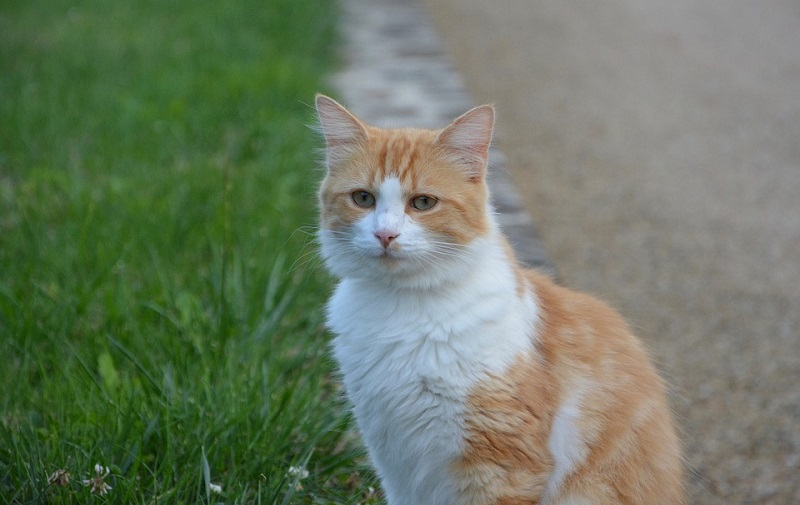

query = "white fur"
(373, 177), (406, 238)
(324, 206), (539, 504)
(544, 384), (589, 503)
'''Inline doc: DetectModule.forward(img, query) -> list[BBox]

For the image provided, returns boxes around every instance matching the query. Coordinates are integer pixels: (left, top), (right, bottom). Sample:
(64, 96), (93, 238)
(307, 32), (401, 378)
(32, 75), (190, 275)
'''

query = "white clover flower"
(287, 465), (310, 490)
(287, 466), (309, 479)
(82, 463), (112, 496)
(209, 482), (223, 494)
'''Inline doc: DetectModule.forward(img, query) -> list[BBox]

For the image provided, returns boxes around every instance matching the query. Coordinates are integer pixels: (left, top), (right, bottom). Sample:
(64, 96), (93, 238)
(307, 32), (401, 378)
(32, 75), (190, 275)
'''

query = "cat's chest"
(327, 278), (534, 394)
(327, 274), (537, 504)
(327, 275), (538, 431)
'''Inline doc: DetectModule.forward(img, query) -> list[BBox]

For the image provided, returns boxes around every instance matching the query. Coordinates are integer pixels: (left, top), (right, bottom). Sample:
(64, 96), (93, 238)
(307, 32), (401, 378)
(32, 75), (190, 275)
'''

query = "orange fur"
(316, 95), (683, 504)
(456, 265), (684, 504)
(319, 120), (491, 245)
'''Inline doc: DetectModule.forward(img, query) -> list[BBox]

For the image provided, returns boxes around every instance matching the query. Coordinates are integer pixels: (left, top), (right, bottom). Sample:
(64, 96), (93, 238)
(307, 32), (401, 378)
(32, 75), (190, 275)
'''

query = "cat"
(315, 94), (683, 505)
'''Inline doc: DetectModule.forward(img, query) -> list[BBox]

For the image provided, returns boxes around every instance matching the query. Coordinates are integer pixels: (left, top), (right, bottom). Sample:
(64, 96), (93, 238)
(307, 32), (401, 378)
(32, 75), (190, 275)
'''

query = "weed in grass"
(0, 0), (379, 502)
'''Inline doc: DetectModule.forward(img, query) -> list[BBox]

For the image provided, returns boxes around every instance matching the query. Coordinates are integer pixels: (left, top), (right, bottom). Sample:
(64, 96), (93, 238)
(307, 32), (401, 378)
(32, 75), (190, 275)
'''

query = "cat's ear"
(436, 104), (495, 180)
(315, 94), (368, 169)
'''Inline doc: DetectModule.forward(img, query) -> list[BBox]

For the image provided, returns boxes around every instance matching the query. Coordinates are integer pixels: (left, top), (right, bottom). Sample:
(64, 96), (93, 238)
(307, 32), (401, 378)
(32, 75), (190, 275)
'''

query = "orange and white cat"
(315, 94), (683, 505)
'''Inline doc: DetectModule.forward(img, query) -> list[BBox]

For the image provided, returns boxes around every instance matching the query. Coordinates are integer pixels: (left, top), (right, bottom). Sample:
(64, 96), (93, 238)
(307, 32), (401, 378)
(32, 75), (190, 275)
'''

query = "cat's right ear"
(315, 94), (368, 169)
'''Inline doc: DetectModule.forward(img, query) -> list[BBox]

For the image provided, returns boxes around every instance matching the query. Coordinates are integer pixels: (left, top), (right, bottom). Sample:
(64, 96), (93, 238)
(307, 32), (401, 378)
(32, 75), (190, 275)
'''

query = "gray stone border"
(330, 0), (555, 276)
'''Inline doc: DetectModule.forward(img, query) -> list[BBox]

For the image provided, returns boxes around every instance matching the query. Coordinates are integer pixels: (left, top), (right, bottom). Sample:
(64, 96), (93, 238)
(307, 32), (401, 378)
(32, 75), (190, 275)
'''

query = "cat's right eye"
(351, 191), (376, 208)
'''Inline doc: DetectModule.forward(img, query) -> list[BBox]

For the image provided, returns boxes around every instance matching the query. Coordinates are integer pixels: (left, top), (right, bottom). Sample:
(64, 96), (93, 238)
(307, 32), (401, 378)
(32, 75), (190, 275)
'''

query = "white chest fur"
(327, 238), (538, 505)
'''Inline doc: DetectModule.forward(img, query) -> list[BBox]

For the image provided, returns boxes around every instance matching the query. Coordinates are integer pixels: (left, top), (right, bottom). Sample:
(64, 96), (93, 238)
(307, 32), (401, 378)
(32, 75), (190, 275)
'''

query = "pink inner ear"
(316, 95), (368, 149)
(437, 105), (495, 179)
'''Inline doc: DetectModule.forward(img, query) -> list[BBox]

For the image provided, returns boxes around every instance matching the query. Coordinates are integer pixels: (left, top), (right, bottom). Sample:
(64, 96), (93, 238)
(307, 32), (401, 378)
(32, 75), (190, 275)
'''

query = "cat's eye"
(410, 195), (438, 211)
(352, 191), (376, 208)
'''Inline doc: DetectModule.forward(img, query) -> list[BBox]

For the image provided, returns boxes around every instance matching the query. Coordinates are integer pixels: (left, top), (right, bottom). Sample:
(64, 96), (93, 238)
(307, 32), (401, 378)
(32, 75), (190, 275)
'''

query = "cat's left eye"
(410, 195), (438, 211)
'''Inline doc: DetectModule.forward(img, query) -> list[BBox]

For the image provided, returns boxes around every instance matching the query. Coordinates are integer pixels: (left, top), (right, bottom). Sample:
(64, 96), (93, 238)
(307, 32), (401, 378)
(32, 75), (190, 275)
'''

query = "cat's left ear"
(436, 104), (495, 180)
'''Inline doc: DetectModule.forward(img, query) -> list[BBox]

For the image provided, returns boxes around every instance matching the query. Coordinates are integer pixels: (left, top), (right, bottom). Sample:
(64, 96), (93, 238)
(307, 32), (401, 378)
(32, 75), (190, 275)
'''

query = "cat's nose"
(375, 230), (398, 249)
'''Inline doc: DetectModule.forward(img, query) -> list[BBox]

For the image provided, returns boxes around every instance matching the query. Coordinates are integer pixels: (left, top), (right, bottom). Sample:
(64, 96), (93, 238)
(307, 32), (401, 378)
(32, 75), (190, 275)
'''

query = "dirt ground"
(424, 0), (800, 502)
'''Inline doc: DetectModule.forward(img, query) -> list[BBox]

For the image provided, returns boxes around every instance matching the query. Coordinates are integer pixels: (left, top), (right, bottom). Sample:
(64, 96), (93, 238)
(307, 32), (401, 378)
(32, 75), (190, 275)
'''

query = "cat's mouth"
(375, 242), (401, 259)
(377, 248), (404, 267)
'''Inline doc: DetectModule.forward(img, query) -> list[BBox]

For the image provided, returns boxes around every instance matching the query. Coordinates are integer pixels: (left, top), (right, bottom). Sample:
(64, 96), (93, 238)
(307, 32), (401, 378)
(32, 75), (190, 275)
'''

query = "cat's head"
(315, 94), (495, 289)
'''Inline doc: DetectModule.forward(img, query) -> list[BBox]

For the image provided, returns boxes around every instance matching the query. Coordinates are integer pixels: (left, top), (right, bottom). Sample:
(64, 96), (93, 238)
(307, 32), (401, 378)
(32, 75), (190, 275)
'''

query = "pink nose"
(375, 230), (398, 249)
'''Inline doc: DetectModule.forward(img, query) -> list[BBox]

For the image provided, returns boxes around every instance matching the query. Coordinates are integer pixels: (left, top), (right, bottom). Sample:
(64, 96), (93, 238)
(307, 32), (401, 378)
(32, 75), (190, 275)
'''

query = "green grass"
(0, 0), (379, 502)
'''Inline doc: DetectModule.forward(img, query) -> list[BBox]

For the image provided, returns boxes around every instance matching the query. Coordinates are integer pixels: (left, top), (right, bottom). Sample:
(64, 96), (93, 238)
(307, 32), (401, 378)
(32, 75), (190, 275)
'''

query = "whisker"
(293, 225), (320, 238)
(288, 247), (324, 274)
